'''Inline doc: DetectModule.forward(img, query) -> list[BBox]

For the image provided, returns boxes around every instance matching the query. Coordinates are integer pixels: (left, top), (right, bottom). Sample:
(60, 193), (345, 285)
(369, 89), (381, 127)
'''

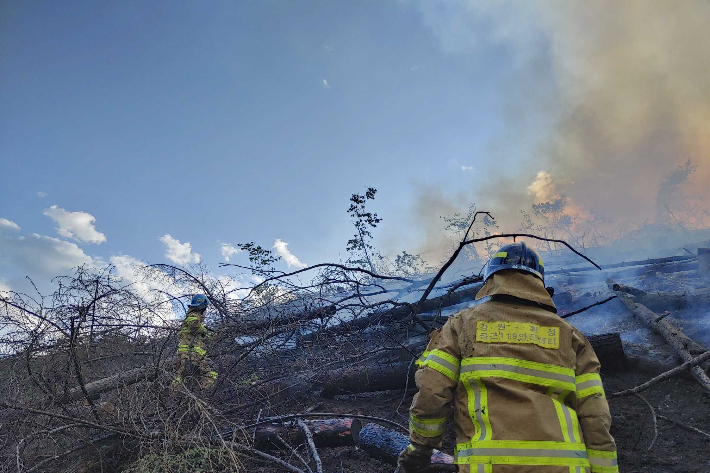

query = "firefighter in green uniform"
(173, 294), (218, 390)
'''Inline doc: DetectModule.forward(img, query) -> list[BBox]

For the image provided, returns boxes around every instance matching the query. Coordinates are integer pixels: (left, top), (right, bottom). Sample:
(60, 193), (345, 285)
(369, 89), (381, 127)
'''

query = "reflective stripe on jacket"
(408, 270), (618, 473)
(178, 308), (209, 356)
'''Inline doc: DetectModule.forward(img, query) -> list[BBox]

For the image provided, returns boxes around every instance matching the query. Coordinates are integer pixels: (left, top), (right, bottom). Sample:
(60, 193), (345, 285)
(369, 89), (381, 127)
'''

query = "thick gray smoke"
(405, 0), (710, 263)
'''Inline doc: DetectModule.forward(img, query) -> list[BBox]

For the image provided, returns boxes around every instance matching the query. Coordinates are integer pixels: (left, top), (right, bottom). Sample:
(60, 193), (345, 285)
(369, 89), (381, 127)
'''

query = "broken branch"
(612, 351), (710, 396)
(560, 296), (617, 319)
(297, 418), (324, 473)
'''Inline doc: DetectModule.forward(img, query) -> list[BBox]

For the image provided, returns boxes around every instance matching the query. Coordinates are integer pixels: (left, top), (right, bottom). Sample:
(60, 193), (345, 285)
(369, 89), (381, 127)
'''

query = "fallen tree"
(608, 279), (710, 392)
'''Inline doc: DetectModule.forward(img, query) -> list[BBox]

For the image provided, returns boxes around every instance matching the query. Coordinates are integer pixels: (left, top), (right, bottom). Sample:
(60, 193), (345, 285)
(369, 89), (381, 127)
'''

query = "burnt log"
(358, 423), (455, 469)
(608, 279), (710, 392)
(254, 418), (361, 450)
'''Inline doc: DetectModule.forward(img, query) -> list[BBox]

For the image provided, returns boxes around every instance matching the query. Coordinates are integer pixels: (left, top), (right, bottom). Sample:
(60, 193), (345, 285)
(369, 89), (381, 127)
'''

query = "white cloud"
(0, 278), (10, 295)
(220, 243), (241, 262)
(160, 234), (201, 265)
(322, 79), (331, 89)
(273, 239), (307, 269)
(37, 192), (47, 198)
(461, 165), (474, 171)
(0, 218), (21, 231)
(42, 205), (106, 244)
(0, 233), (93, 276)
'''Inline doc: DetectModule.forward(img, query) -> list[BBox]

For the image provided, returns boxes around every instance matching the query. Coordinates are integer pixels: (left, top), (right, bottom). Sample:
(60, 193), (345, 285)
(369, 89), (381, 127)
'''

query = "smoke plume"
(408, 0), (709, 261)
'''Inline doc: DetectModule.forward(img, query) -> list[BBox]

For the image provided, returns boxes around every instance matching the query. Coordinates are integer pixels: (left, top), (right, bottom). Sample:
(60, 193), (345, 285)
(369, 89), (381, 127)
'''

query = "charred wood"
(254, 418), (361, 450)
(608, 279), (710, 392)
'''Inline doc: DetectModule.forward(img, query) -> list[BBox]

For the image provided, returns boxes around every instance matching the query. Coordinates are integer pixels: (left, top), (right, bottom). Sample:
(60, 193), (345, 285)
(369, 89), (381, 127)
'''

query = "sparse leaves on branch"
(346, 187), (382, 272)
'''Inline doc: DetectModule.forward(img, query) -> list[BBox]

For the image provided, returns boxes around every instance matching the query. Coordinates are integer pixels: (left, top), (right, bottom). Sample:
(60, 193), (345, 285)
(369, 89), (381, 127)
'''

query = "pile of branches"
(0, 214), (615, 472)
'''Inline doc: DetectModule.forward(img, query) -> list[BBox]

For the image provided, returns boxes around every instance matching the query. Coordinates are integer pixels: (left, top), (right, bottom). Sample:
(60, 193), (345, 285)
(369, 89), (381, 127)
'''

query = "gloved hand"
(397, 443), (433, 473)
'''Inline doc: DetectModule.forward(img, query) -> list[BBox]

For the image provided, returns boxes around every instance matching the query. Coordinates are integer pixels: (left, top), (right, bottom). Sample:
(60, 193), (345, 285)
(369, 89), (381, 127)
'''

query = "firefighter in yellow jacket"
(174, 294), (218, 390)
(398, 242), (618, 473)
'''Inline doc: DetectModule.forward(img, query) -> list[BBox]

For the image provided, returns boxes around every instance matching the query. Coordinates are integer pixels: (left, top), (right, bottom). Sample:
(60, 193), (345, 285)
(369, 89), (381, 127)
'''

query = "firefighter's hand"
(397, 444), (433, 473)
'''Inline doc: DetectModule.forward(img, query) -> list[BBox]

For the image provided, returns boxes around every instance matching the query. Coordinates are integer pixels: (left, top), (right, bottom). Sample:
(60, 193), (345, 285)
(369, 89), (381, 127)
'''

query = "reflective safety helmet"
(483, 241), (544, 283)
(188, 294), (209, 309)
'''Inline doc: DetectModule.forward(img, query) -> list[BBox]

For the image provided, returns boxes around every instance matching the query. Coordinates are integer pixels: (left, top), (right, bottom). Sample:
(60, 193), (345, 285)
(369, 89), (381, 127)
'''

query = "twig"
(25, 433), (118, 473)
(297, 419), (323, 473)
(0, 401), (138, 438)
(633, 393), (658, 451)
(657, 414), (710, 440)
(253, 408), (263, 443)
(275, 434), (313, 473)
(612, 351), (710, 396)
(396, 358), (416, 416)
(560, 296), (617, 319)
(224, 441), (306, 473)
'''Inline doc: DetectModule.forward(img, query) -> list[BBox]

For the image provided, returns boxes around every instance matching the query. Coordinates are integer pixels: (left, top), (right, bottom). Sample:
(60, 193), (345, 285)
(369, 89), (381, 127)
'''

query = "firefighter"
(398, 242), (618, 473)
(173, 294), (218, 390)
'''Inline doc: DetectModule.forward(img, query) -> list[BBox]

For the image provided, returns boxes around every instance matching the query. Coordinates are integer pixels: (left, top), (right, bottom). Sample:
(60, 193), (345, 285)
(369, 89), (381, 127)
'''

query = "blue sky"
(2, 1), (706, 295)
(1, 0), (534, 293)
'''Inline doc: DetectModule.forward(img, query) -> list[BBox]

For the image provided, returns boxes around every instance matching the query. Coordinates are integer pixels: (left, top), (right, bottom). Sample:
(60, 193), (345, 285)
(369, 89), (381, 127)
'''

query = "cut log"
(357, 423), (454, 467)
(608, 279), (710, 392)
(254, 418), (361, 450)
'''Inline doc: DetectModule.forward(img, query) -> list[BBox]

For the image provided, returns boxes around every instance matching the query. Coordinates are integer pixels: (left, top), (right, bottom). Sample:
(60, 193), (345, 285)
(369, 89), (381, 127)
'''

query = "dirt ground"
(256, 361), (710, 473)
